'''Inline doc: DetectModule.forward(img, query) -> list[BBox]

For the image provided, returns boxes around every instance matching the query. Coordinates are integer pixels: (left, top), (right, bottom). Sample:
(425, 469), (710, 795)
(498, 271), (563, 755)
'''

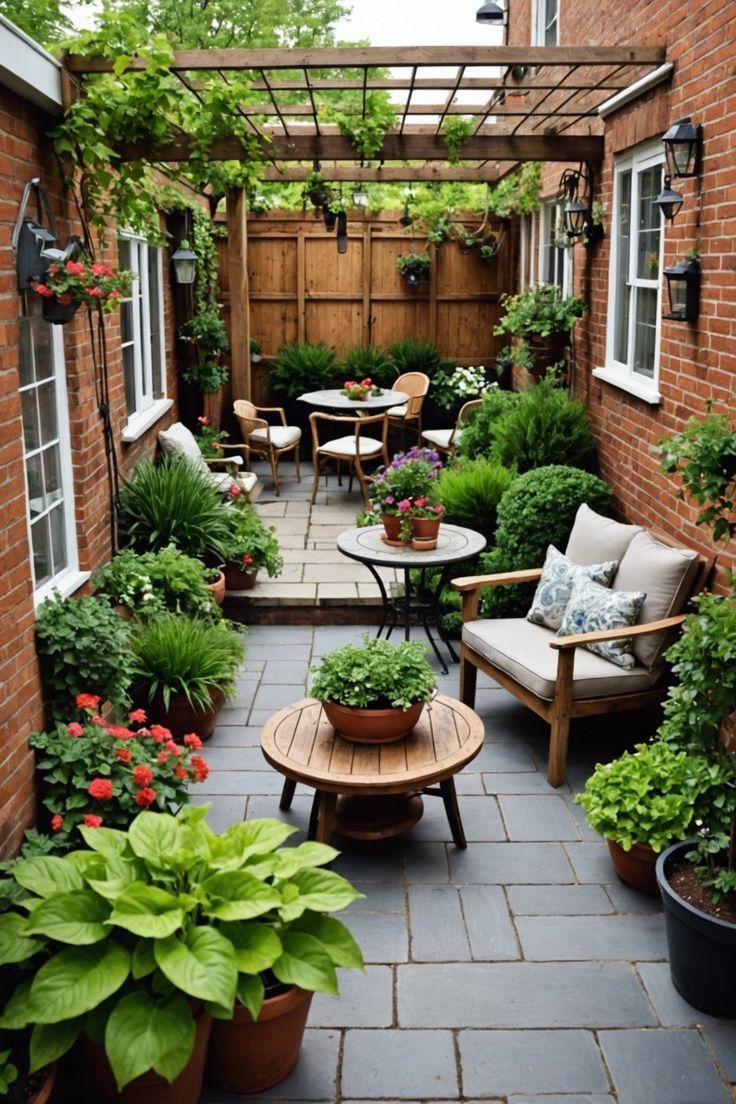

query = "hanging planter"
(41, 294), (81, 325)
(396, 252), (430, 288)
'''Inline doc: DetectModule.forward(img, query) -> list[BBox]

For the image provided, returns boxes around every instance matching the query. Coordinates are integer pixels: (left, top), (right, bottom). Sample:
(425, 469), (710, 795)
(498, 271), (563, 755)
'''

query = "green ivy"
(321, 93), (398, 161)
(442, 117), (473, 166)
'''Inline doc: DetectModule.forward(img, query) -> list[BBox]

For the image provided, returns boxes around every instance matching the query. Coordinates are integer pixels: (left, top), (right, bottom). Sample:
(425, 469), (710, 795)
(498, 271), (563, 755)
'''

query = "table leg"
(315, 791), (338, 844)
(279, 777), (297, 811)
(403, 567), (412, 642)
(440, 778), (467, 849)
(362, 561), (389, 638)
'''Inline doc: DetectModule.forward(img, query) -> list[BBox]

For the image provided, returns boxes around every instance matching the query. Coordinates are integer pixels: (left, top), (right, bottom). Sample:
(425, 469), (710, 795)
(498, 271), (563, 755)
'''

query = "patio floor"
(196, 463), (736, 1104)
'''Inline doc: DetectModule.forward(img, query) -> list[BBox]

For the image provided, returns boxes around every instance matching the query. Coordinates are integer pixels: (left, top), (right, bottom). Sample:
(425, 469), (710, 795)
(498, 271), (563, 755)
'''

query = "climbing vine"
(321, 93), (398, 161)
(442, 117), (473, 166)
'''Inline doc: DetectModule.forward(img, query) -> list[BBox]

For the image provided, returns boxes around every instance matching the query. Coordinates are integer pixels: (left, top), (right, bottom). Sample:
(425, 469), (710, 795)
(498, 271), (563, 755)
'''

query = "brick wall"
(508, 0), (736, 577)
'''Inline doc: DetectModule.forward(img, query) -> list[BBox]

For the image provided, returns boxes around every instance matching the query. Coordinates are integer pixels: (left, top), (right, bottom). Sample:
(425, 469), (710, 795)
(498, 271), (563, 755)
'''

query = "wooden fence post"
(227, 188), (251, 400)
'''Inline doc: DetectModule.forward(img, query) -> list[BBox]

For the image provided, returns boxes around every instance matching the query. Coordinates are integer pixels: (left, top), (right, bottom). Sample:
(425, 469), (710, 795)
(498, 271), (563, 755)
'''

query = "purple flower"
(385, 494), (395, 504)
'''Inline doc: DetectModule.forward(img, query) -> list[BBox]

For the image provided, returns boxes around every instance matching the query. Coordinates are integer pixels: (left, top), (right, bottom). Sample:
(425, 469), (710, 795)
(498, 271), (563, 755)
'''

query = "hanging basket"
(42, 295), (81, 325)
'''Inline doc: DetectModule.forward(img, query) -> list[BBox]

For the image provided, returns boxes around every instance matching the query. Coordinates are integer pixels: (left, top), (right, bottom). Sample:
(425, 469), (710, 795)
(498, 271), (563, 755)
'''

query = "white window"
(19, 298), (83, 602)
(595, 142), (664, 402)
(539, 199), (571, 294)
(118, 236), (170, 441)
(519, 212), (537, 290)
(533, 0), (559, 45)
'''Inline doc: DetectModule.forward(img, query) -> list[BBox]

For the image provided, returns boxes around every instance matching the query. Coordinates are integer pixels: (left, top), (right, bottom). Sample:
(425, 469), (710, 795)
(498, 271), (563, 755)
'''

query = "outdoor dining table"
(297, 387), (408, 412)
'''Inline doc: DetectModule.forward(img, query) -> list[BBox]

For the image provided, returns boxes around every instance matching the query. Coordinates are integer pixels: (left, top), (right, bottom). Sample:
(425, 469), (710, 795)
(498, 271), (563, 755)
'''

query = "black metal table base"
(359, 562), (458, 674)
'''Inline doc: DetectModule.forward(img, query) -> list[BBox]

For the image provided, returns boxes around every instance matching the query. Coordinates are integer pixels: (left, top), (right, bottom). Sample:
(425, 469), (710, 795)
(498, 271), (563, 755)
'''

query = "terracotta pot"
(411, 516), (441, 541)
(84, 1012), (211, 1104)
(144, 686), (226, 741)
(380, 513), (408, 543)
(29, 1063), (57, 1104)
(606, 838), (659, 896)
(207, 570), (226, 605)
(224, 560), (259, 590)
(322, 699), (424, 744)
(206, 987), (313, 1095)
(114, 604), (132, 621)
(411, 536), (437, 552)
(527, 330), (569, 375)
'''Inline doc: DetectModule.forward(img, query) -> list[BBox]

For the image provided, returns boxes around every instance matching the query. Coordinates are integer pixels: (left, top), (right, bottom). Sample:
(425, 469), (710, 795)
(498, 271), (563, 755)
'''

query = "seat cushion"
(209, 470), (259, 497)
(565, 503), (643, 566)
(249, 426), (301, 449)
(317, 435), (384, 458)
(613, 530), (701, 668)
(387, 404), (408, 418)
(527, 545), (618, 631)
(158, 422), (208, 472)
(557, 576), (647, 669)
(422, 428), (457, 449)
(463, 618), (660, 701)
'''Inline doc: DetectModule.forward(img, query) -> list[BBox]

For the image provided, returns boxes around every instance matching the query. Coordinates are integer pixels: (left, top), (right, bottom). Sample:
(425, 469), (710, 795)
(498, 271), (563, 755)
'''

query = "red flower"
(149, 724), (171, 743)
(116, 747), (132, 764)
(191, 755), (209, 782)
(51, 814), (64, 832)
(165, 741), (182, 757)
(242, 554), (254, 566)
(34, 283), (55, 299)
(414, 496), (429, 508)
(88, 778), (114, 801)
(173, 765), (188, 781)
(91, 262), (114, 277)
(183, 733), (203, 749)
(198, 416), (210, 425)
(361, 378), (373, 388)
(67, 722), (84, 737)
(90, 715), (106, 726)
(48, 264), (60, 276)
(135, 787), (157, 807)
(83, 814), (103, 828)
(132, 764), (154, 787)
(76, 693), (101, 710)
(65, 260), (85, 276)
(105, 724), (132, 740)
(229, 483), (242, 497)
(157, 751), (170, 764)
(86, 286), (105, 298)
(128, 708), (147, 724)
(108, 289), (121, 299)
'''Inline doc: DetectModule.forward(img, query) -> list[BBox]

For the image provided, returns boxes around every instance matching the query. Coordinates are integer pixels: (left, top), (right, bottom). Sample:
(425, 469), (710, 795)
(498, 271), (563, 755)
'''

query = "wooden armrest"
(452, 568), (543, 593)
(549, 614), (685, 650)
(217, 443), (244, 451)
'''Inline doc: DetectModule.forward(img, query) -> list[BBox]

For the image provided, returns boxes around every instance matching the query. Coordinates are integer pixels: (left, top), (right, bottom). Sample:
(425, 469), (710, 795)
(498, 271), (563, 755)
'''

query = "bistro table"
(336, 524), (487, 674)
(298, 387), (408, 412)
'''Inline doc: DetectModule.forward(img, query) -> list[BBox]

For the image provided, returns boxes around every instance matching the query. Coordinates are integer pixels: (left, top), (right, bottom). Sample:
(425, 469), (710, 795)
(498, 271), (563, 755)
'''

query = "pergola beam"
(258, 164), (504, 182)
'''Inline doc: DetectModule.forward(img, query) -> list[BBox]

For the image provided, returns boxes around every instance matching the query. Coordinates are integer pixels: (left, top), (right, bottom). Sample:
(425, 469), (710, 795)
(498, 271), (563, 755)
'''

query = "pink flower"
(51, 814), (64, 832)
(398, 499), (412, 512)
(198, 416), (210, 425)
(128, 708), (147, 724)
(86, 286), (105, 298)
(67, 722), (84, 737)
(229, 483), (242, 497)
(149, 724), (172, 744)
(242, 555), (254, 566)
(66, 260), (85, 276)
(91, 262), (114, 277)
(83, 814), (103, 828)
(415, 496), (429, 508)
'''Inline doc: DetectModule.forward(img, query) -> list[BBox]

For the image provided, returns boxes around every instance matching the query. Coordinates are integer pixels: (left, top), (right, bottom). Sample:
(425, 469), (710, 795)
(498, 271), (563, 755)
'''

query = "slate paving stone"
(498, 795), (581, 841)
(245, 793), (313, 837)
(516, 914), (667, 961)
(409, 795), (505, 843)
(564, 842), (618, 883)
(598, 1028), (733, 1104)
(402, 840), (450, 884)
(507, 885), (613, 916)
(252, 683), (306, 711)
(249, 644), (313, 661)
(242, 626), (314, 643)
(200, 746), (269, 771)
(703, 1023), (736, 1079)
(341, 1029), (458, 1098)
(347, 911), (410, 962)
(638, 963), (723, 1026)
(408, 885), (471, 961)
(460, 885), (519, 960)
(449, 842), (574, 885)
(484, 773), (572, 794)
(605, 882), (663, 914)
(459, 1029), (609, 1097)
(471, 741), (538, 772)
(508, 1097), (615, 1104)
(196, 770), (285, 795)
(564, 795), (602, 841)
(397, 962), (656, 1027)
(260, 660), (310, 685)
(209, 724), (262, 745)
(348, 881), (406, 913)
(332, 844), (406, 883)
(189, 795), (246, 831)
(310, 965), (393, 1027)
(453, 771), (486, 795)
(249, 709), (289, 727)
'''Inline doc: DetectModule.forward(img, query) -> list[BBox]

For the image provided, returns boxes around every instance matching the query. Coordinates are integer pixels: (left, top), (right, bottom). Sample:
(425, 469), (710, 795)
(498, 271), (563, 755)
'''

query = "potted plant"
(368, 446), (443, 543)
(250, 337), (262, 364)
(430, 364), (490, 412)
(0, 806), (364, 1102)
(302, 170), (333, 210)
(179, 307), (230, 395)
(576, 742), (725, 894)
(31, 255), (132, 324)
(340, 377), (379, 402)
(194, 414), (230, 460)
(93, 546), (222, 623)
(129, 615), (246, 739)
(309, 636), (436, 744)
(396, 252), (430, 288)
(221, 504), (283, 590)
(0, 1048), (56, 1103)
(493, 284), (587, 374)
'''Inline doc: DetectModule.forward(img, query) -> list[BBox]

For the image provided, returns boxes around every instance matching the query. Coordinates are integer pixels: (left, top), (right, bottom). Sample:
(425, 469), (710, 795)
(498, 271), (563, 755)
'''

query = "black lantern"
(476, 1), (505, 23)
(564, 197), (589, 238)
(662, 117), (702, 179)
(663, 258), (700, 322)
(558, 163), (598, 241)
(171, 241), (197, 284)
(653, 176), (684, 222)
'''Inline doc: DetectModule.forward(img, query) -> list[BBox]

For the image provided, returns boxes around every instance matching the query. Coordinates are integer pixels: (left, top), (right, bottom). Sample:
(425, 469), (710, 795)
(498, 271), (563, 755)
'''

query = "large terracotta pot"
(206, 987), (313, 1095)
(224, 560), (258, 590)
(144, 686), (226, 741)
(207, 570), (226, 605)
(606, 838), (658, 896)
(322, 699), (424, 744)
(83, 1012), (211, 1104)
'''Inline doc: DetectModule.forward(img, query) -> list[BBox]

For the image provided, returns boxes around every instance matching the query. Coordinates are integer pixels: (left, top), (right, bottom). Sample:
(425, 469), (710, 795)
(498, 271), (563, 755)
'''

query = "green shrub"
(437, 458), (514, 539)
(118, 455), (233, 563)
(35, 594), (132, 722)
(130, 615), (246, 711)
(388, 339), (444, 379)
(456, 388), (522, 459)
(93, 546), (220, 622)
(269, 342), (339, 399)
(343, 345), (395, 384)
(479, 465), (613, 618)
(490, 377), (597, 473)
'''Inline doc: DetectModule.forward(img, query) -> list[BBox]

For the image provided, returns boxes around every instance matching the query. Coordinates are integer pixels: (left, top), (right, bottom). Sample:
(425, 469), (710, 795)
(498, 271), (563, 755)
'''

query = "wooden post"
(227, 188), (251, 400)
(297, 228), (306, 343)
(362, 224), (372, 346)
(428, 241), (438, 347)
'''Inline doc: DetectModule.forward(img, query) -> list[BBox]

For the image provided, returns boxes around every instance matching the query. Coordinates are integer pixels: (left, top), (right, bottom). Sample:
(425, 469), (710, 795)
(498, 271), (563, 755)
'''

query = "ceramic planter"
(381, 513), (409, 544)
(224, 561), (258, 590)
(606, 838), (658, 896)
(411, 536), (437, 551)
(26, 1063), (57, 1104)
(206, 987), (313, 1094)
(144, 686), (226, 741)
(322, 699), (424, 744)
(656, 839), (736, 1017)
(207, 570), (226, 605)
(411, 516), (441, 541)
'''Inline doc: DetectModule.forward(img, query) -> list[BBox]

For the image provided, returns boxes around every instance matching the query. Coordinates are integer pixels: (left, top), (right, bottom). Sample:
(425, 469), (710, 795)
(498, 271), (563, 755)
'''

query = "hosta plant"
(0, 806), (363, 1091)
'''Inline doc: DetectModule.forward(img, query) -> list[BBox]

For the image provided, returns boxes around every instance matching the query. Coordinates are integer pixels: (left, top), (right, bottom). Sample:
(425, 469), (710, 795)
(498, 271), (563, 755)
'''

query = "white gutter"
(598, 63), (673, 119)
(0, 14), (63, 114)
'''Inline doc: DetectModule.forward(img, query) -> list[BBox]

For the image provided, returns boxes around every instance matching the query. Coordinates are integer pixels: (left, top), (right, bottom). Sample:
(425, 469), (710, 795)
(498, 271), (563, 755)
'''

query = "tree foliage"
(0, 0), (71, 45)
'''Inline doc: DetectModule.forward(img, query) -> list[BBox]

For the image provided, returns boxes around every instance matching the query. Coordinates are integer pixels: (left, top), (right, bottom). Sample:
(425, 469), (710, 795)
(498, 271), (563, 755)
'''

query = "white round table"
(298, 388), (408, 412)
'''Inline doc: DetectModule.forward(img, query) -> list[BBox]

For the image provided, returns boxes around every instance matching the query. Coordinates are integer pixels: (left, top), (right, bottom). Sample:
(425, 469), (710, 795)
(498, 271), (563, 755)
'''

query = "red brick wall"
(507, 0), (736, 577)
(0, 84), (179, 856)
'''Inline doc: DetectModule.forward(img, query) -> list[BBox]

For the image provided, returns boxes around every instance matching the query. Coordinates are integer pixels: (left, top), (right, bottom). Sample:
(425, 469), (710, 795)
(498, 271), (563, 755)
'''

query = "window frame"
(538, 199), (572, 295)
(532, 0), (559, 46)
(118, 234), (171, 442)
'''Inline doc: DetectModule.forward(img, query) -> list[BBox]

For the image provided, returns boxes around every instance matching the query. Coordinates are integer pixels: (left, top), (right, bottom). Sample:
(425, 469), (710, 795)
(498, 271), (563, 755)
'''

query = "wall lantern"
(663, 116), (703, 179)
(663, 257), (700, 322)
(171, 240), (197, 285)
(476, 1), (505, 24)
(558, 163), (602, 244)
(653, 177), (684, 222)
(352, 188), (369, 208)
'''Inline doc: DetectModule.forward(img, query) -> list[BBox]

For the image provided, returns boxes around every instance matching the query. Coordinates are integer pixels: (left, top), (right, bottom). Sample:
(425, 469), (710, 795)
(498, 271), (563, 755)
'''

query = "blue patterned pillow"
(557, 576), (647, 669)
(527, 545), (618, 631)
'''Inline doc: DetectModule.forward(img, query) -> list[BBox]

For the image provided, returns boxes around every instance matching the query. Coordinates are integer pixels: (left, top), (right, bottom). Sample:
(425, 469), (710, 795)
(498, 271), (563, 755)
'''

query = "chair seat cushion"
(387, 405), (408, 417)
(249, 426), (301, 449)
(317, 435), (384, 458)
(158, 422), (208, 472)
(463, 618), (661, 701)
(422, 428), (457, 449)
(209, 470), (259, 497)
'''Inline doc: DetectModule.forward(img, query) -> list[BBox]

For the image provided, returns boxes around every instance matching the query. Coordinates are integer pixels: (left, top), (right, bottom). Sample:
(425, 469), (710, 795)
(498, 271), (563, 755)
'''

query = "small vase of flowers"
(341, 377), (378, 401)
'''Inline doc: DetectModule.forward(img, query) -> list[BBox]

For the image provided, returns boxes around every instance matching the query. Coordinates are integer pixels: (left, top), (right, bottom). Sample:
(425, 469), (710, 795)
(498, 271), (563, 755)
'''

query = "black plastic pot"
(42, 296), (81, 325)
(656, 839), (736, 1017)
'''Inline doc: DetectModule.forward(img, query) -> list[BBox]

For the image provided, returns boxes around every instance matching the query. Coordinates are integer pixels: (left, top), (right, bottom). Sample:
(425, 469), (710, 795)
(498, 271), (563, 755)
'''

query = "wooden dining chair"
(233, 399), (301, 497)
(387, 372), (430, 448)
(309, 411), (388, 506)
(421, 399), (483, 459)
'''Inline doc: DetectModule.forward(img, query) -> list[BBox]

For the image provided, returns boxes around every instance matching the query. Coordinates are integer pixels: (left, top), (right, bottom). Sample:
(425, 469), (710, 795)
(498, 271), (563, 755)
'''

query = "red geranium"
(135, 787), (157, 807)
(128, 708), (147, 724)
(51, 814), (64, 832)
(67, 722), (84, 737)
(132, 764), (154, 788)
(183, 733), (203, 749)
(76, 693), (102, 711)
(83, 814), (103, 828)
(88, 778), (114, 801)
(116, 747), (132, 764)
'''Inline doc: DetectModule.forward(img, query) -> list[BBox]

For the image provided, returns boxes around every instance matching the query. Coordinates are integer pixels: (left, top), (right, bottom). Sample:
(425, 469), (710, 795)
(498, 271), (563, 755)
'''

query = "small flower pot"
(144, 686), (226, 742)
(606, 838), (658, 896)
(322, 699), (424, 744)
(207, 570), (226, 605)
(411, 516), (441, 541)
(381, 513), (409, 544)
(224, 561), (259, 590)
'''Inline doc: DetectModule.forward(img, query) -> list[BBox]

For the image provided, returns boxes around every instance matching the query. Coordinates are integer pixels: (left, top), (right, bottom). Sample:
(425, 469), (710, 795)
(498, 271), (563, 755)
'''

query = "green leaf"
(271, 842), (339, 879)
(199, 871), (281, 921)
(279, 868), (363, 920)
(221, 921), (282, 974)
(131, 939), (157, 980)
(105, 991), (195, 1090)
(28, 941), (130, 1023)
(25, 891), (110, 945)
(291, 914), (364, 969)
(13, 856), (83, 898)
(236, 974), (264, 1020)
(108, 884), (186, 938)
(210, 819), (296, 870)
(128, 812), (181, 867)
(154, 927), (237, 1008)
(0, 914), (43, 965)
(79, 825), (130, 858)
(0, 979), (32, 1028)
(29, 1018), (82, 1073)
(272, 931), (338, 995)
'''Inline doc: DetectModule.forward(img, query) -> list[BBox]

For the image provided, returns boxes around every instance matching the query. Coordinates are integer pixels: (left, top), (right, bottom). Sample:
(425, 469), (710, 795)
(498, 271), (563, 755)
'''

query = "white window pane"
(21, 390), (39, 452)
(43, 447), (63, 505)
(37, 382), (58, 445)
(613, 170), (632, 364)
(48, 504), (68, 576)
(32, 515), (52, 587)
(26, 452), (44, 517)
(636, 165), (662, 280)
(633, 286), (657, 378)
(123, 345), (137, 416)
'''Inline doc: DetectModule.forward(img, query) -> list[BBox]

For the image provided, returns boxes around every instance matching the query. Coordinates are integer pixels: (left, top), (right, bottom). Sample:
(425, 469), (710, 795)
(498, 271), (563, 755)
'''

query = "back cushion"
(565, 503), (643, 566)
(613, 530), (701, 669)
(158, 423), (207, 472)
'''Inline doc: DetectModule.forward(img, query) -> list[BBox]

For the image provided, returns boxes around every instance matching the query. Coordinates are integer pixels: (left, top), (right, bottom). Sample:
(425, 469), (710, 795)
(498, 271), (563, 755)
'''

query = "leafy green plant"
(494, 284), (587, 342)
(489, 375), (598, 473)
(430, 364), (491, 410)
(387, 339), (443, 378)
(93, 546), (221, 622)
(322, 93), (397, 160)
(436, 459), (514, 540)
(577, 742), (728, 852)
(0, 806), (363, 1091)
(130, 615), (246, 711)
(35, 595), (133, 723)
(269, 342), (339, 400)
(117, 455), (234, 564)
(343, 345), (395, 383)
(0, 1050), (18, 1096)
(195, 415), (230, 459)
(302, 171), (333, 209)
(222, 505), (283, 577)
(368, 446), (443, 516)
(395, 252), (430, 279)
(310, 637), (435, 710)
(442, 116), (473, 165)
(180, 307), (230, 395)
(658, 405), (736, 544)
(486, 163), (542, 218)
(455, 388), (522, 459)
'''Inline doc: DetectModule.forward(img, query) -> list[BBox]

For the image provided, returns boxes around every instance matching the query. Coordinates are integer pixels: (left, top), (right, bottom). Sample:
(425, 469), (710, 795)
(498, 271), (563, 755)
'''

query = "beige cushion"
(317, 435), (384, 458)
(565, 503), (643, 566)
(613, 530), (701, 669)
(387, 404), (408, 418)
(422, 428), (458, 449)
(249, 426), (301, 449)
(463, 618), (661, 701)
(209, 470), (259, 496)
(158, 422), (208, 472)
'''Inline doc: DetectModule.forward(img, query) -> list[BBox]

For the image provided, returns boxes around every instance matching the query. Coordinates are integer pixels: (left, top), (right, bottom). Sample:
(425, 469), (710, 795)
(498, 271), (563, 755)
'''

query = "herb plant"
(93, 546), (221, 622)
(222, 505), (283, 577)
(310, 637), (436, 710)
(130, 616), (246, 712)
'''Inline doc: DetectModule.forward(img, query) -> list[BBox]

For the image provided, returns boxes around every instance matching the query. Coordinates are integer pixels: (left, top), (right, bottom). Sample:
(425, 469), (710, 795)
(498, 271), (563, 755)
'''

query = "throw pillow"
(527, 545), (618, 631)
(557, 576), (647, 669)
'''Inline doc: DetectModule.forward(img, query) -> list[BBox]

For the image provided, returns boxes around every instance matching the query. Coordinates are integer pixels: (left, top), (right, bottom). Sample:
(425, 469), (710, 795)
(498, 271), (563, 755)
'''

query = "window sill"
(34, 570), (91, 610)
(121, 398), (174, 443)
(592, 367), (662, 406)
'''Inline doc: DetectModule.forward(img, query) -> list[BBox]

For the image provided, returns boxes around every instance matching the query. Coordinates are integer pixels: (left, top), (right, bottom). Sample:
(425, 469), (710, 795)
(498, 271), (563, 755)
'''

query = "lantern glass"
(663, 259), (700, 323)
(662, 117), (702, 178)
(171, 245), (197, 285)
(565, 199), (588, 237)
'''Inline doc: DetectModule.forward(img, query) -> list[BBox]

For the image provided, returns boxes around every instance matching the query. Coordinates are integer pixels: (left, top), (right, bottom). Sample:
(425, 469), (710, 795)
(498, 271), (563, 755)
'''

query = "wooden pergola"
(65, 43), (668, 394)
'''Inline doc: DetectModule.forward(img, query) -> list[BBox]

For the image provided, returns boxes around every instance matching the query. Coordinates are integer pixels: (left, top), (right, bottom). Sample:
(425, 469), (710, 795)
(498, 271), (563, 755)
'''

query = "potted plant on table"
(221, 504), (283, 591)
(368, 446), (444, 544)
(309, 636), (436, 744)
(493, 283), (587, 374)
(0, 806), (363, 1103)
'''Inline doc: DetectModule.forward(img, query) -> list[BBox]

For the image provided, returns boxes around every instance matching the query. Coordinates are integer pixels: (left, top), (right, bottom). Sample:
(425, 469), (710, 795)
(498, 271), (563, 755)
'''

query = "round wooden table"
(260, 694), (485, 848)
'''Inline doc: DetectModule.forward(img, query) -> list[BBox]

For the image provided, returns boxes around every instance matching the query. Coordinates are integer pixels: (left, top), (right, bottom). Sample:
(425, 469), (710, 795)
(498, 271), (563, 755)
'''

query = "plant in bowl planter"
(93, 546), (222, 623)
(309, 636), (436, 744)
(222, 504), (283, 590)
(493, 284), (587, 372)
(0, 806), (363, 1102)
(396, 252), (430, 288)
